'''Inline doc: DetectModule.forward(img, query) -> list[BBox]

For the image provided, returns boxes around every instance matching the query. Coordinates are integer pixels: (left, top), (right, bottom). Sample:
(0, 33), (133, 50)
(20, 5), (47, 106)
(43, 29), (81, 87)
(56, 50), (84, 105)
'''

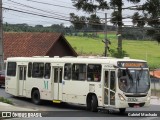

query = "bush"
(110, 49), (128, 58)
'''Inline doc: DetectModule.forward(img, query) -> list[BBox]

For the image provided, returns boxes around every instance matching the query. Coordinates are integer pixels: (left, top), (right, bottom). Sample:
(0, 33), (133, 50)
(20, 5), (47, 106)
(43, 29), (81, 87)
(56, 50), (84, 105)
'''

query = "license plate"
(128, 98), (138, 102)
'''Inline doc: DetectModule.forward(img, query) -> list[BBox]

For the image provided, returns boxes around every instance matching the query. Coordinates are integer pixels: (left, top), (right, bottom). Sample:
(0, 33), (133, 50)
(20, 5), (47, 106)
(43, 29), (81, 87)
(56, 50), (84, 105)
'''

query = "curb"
(0, 102), (37, 111)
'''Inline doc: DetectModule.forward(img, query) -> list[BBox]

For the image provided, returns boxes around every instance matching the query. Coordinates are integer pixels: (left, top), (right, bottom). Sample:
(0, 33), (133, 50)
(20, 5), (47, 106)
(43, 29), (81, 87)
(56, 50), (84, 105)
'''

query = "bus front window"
(118, 69), (150, 93)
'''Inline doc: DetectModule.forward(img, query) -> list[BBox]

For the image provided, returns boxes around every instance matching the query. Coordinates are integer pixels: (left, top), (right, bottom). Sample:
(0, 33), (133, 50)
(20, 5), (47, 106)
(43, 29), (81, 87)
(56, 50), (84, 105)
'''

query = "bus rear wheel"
(91, 95), (98, 112)
(31, 89), (41, 105)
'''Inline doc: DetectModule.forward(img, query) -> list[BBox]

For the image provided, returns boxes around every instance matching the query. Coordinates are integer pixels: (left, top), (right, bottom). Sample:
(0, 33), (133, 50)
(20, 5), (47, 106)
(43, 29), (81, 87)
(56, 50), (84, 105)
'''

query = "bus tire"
(86, 95), (91, 111)
(91, 95), (98, 112)
(31, 89), (41, 105)
(119, 108), (126, 114)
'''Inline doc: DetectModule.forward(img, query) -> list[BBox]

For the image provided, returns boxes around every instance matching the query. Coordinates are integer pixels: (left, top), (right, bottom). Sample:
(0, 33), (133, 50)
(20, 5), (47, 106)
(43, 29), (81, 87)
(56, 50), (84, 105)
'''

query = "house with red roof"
(3, 32), (77, 60)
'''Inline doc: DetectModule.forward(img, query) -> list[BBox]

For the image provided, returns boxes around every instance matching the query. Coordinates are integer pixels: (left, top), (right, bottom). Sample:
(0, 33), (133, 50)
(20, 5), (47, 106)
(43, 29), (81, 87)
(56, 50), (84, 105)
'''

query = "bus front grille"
(128, 103), (145, 107)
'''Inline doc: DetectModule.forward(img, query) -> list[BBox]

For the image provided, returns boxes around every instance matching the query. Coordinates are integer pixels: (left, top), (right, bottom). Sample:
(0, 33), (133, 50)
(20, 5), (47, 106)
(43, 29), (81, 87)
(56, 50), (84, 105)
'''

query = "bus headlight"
(147, 96), (151, 101)
(118, 93), (126, 101)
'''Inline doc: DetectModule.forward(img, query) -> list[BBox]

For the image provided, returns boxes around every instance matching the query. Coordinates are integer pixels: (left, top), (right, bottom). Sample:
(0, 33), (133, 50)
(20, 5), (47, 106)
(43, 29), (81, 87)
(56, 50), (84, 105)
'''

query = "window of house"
(72, 64), (86, 81)
(87, 64), (102, 82)
(7, 62), (16, 76)
(64, 63), (71, 80)
(32, 63), (44, 78)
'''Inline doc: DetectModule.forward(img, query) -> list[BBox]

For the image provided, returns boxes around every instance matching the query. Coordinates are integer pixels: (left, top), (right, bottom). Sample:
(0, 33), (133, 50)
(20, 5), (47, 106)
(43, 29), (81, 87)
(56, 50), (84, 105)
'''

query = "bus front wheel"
(119, 108), (126, 114)
(31, 89), (41, 105)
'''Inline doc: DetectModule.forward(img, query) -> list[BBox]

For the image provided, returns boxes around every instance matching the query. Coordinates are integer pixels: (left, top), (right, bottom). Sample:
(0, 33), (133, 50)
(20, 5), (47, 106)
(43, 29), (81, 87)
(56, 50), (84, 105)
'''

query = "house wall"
(151, 78), (160, 90)
(47, 38), (77, 57)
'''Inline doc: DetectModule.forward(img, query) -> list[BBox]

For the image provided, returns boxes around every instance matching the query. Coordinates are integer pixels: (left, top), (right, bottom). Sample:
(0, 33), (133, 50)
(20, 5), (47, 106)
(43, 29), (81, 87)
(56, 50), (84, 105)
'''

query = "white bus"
(5, 56), (151, 113)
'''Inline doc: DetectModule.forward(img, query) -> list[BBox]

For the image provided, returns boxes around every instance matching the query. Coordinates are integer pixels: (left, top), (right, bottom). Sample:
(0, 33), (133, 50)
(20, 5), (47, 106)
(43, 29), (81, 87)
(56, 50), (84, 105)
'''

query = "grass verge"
(0, 97), (13, 105)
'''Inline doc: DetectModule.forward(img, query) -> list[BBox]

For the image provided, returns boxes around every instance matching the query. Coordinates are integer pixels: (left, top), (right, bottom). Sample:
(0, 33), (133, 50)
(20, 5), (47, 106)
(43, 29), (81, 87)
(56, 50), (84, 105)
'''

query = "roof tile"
(4, 32), (61, 59)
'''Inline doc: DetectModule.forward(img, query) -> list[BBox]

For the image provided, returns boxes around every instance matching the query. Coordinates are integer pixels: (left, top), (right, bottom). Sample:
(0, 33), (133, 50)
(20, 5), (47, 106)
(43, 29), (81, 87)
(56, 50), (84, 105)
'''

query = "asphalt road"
(0, 87), (160, 120)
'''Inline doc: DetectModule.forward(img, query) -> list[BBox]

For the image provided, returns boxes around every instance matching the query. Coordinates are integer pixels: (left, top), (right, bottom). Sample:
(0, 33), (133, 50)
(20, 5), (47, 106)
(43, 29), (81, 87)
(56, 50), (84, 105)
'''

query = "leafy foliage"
(3, 23), (66, 33)
(132, 12), (146, 27)
(142, 0), (160, 43)
(109, 49), (128, 58)
(110, 11), (123, 26)
(72, 0), (109, 13)
(87, 14), (102, 31)
(70, 13), (86, 30)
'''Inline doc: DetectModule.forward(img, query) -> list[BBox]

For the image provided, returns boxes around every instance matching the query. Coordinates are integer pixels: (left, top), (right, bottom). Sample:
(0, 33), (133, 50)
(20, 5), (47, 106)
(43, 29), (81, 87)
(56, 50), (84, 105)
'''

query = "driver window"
(104, 71), (108, 87)
(119, 69), (130, 92)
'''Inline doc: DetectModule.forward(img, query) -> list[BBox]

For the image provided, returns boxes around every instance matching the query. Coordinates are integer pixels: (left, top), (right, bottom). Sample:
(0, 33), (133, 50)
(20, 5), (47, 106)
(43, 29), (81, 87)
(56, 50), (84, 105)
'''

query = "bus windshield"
(118, 69), (150, 93)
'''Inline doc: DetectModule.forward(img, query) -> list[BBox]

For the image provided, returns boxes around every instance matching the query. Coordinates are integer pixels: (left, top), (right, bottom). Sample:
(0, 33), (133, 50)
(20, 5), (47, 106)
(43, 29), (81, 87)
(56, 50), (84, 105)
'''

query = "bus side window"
(44, 63), (51, 79)
(64, 63), (71, 80)
(87, 64), (101, 82)
(72, 64), (86, 81)
(32, 63), (44, 78)
(72, 64), (78, 80)
(28, 62), (32, 77)
(7, 62), (16, 76)
(87, 65), (94, 81)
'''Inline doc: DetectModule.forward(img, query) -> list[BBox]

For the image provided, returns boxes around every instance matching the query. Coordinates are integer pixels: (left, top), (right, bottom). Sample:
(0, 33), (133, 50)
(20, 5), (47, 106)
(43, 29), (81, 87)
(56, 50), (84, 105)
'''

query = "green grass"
(66, 34), (160, 69)
(0, 97), (13, 105)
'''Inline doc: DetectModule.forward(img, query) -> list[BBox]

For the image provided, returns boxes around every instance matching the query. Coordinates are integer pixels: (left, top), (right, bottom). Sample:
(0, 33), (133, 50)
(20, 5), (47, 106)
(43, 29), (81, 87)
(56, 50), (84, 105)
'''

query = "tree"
(131, 12), (147, 39)
(142, 0), (160, 44)
(132, 12), (146, 27)
(70, 13), (86, 32)
(72, 0), (141, 57)
(88, 14), (102, 32)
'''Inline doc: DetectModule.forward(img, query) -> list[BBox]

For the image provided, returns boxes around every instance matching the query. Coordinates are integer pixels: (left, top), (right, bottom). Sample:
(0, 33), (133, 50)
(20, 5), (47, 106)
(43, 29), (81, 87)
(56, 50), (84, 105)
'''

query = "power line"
(3, 7), (107, 26)
(3, 6), (71, 21)
(5, 0), (105, 24)
(7, 0), (70, 19)
(3, 16), (57, 25)
(25, 0), (105, 14)
(26, 0), (76, 10)
(4, 1), (70, 16)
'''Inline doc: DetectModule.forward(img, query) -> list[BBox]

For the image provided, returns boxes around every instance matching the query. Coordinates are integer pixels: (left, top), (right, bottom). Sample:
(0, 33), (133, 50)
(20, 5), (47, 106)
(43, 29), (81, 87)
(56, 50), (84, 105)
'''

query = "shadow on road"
(9, 96), (129, 117)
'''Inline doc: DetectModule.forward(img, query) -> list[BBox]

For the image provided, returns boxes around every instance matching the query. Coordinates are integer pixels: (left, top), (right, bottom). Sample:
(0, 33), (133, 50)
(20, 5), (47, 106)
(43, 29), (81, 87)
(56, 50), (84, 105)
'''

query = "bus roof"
(6, 56), (147, 65)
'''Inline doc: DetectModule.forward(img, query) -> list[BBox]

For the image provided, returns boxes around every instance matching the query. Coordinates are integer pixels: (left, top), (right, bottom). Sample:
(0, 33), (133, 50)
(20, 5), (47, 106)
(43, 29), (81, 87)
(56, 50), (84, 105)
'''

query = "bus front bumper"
(116, 97), (150, 108)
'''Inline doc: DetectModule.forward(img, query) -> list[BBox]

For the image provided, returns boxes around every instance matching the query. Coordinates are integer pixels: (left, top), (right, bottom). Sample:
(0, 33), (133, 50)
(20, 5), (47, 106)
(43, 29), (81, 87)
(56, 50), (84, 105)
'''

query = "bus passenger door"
(104, 70), (116, 106)
(53, 67), (62, 100)
(18, 66), (27, 96)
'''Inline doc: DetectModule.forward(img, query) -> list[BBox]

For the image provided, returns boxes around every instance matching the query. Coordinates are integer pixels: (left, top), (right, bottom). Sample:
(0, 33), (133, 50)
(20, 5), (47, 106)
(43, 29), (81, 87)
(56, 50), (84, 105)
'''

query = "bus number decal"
(44, 81), (48, 90)
(104, 65), (113, 68)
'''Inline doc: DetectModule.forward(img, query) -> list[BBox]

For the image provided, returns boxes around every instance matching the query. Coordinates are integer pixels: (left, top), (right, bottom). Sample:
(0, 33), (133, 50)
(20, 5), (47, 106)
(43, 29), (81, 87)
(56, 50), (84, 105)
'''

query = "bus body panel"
(5, 77), (18, 96)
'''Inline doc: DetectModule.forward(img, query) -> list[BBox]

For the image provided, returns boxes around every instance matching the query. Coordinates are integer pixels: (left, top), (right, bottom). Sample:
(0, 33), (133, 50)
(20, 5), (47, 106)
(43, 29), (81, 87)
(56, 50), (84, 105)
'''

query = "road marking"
(139, 117), (159, 120)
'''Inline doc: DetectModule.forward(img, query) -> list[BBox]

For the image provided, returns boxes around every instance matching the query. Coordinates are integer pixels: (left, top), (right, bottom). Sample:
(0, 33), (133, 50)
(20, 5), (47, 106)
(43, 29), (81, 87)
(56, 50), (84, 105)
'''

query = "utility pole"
(0, 0), (4, 70)
(104, 13), (108, 57)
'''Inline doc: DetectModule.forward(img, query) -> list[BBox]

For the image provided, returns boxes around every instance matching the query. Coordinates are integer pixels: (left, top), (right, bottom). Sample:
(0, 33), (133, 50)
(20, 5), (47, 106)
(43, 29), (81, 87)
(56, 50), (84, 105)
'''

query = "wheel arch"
(31, 87), (40, 97)
(86, 92), (98, 105)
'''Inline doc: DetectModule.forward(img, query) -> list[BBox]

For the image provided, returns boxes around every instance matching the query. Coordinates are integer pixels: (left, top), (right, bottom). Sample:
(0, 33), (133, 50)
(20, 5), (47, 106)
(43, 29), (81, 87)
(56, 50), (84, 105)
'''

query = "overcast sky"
(2, 0), (146, 26)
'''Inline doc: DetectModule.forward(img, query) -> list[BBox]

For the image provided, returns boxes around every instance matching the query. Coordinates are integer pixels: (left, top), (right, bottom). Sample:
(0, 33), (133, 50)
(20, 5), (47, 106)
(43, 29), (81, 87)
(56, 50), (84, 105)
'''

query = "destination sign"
(118, 62), (148, 68)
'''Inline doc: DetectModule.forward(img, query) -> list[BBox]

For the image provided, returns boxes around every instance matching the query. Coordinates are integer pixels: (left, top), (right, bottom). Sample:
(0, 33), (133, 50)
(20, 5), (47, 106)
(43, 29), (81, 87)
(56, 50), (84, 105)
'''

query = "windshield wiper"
(126, 68), (133, 85)
(136, 67), (143, 86)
